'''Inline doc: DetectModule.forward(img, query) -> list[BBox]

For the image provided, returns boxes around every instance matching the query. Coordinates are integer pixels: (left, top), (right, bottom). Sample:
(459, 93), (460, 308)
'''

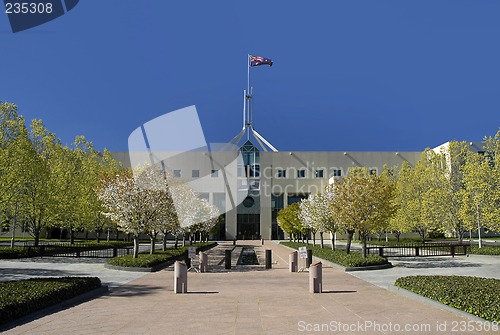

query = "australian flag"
(250, 55), (273, 67)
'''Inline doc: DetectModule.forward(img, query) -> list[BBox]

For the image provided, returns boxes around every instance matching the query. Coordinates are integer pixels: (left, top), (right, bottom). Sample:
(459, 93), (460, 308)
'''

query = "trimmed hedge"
(0, 247), (43, 259)
(107, 242), (216, 268)
(281, 242), (389, 267)
(0, 277), (102, 326)
(395, 275), (500, 322)
(469, 245), (500, 256)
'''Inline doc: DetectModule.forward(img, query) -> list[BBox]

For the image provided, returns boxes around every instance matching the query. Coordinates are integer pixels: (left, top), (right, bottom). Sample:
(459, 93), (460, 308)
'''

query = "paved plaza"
(1, 241), (499, 334)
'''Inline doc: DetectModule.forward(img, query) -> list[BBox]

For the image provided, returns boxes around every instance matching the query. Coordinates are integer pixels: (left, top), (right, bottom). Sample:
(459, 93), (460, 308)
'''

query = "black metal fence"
(366, 241), (470, 257)
(23, 241), (133, 258)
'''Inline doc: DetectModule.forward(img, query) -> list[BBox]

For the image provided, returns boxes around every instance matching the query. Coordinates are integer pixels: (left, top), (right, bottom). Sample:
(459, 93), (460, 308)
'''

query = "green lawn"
(395, 275), (500, 322)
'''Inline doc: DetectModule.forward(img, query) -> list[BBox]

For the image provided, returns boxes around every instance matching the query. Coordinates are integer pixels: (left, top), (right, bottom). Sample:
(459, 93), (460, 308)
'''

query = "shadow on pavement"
(0, 267), (75, 281)
(2, 257), (107, 264)
(110, 284), (166, 297)
(392, 257), (481, 269)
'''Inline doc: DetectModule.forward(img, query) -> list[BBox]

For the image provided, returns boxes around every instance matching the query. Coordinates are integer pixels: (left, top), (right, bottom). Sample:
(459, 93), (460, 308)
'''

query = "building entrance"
(237, 214), (260, 240)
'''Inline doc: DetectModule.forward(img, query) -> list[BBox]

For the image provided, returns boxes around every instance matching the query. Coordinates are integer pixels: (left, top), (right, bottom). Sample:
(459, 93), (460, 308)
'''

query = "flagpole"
(247, 54), (251, 140)
(247, 54), (251, 97)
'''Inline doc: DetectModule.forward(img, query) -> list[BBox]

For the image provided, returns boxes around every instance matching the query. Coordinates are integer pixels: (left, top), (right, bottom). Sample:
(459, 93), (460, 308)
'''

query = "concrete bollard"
(289, 251), (298, 272)
(309, 261), (322, 293)
(306, 249), (313, 268)
(225, 249), (232, 269)
(265, 249), (272, 269)
(199, 252), (208, 272)
(174, 261), (187, 294)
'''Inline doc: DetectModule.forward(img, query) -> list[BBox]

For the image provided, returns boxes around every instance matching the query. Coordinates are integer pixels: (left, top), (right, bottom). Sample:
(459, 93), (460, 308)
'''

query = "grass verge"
(106, 242), (217, 268)
(281, 242), (389, 267)
(0, 277), (102, 326)
(395, 275), (500, 322)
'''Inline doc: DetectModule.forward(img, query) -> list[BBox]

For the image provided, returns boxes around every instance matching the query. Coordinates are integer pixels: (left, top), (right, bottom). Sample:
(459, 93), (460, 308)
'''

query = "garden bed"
(395, 275), (500, 322)
(281, 242), (389, 268)
(106, 242), (217, 271)
(0, 277), (103, 326)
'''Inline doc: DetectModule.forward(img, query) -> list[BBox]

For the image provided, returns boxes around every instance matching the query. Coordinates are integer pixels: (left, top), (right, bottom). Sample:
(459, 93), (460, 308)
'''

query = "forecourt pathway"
(3, 241), (499, 335)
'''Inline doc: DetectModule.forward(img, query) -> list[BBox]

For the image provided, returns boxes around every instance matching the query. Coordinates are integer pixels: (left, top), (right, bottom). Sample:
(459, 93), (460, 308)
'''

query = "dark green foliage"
(281, 242), (389, 267)
(395, 275), (500, 322)
(0, 277), (101, 325)
(107, 242), (216, 268)
(469, 245), (500, 256)
(0, 247), (43, 258)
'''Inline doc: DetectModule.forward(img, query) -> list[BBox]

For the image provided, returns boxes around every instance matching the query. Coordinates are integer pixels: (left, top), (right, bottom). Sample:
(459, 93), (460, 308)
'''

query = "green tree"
(0, 102), (33, 247)
(277, 202), (303, 242)
(392, 150), (446, 242)
(331, 167), (396, 257)
(461, 147), (500, 247)
(19, 120), (62, 246)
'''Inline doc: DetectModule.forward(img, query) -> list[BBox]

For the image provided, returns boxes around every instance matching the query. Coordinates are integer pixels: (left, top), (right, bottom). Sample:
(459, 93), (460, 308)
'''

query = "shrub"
(395, 275), (500, 322)
(0, 247), (42, 259)
(107, 242), (216, 268)
(281, 242), (389, 267)
(0, 277), (102, 326)
(469, 245), (500, 256)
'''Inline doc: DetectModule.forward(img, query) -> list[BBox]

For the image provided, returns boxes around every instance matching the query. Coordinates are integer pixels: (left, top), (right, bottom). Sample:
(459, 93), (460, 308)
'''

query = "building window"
(277, 169), (286, 178)
(192, 170), (200, 178)
(332, 169), (342, 177)
(211, 169), (218, 177)
(315, 169), (324, 178)
(173, 170), (181, 178)
(297, 169), (306, 178)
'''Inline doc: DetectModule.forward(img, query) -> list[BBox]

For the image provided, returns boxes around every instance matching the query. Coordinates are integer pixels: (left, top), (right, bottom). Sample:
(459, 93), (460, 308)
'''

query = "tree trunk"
(361, 232), (367, 258)
(345, 229), (354, 254)
(419, 229), (426, 243)
(10, 212), (17, 248)
(70, 227), (75, 245)
(320, 231), (324, 248)
(133, 235), (140, 258)
(330, 231), (335, 250)
(162, 233), (168, 251)
(393, 231), (401, 243)
(32, 221), (41, 247)
(182, 234), (186, 247)
(175, 235), (179, 249)
(312, 231), (316, 246)
(150, 236), (155, 254)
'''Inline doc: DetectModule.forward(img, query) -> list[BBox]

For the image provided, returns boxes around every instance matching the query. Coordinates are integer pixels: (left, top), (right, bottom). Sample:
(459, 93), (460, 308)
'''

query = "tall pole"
(246, 54), (252, 140)
(247, 54), (251, 95)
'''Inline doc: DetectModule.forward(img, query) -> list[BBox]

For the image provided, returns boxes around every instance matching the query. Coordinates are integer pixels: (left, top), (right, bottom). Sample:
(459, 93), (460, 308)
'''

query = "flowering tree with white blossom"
(299, 186), (338, 249)
(98, 166), (176, 258)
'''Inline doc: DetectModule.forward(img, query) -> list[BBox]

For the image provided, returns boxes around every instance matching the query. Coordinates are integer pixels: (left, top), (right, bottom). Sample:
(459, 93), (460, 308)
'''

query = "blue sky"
(1, 1), (499, 152)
